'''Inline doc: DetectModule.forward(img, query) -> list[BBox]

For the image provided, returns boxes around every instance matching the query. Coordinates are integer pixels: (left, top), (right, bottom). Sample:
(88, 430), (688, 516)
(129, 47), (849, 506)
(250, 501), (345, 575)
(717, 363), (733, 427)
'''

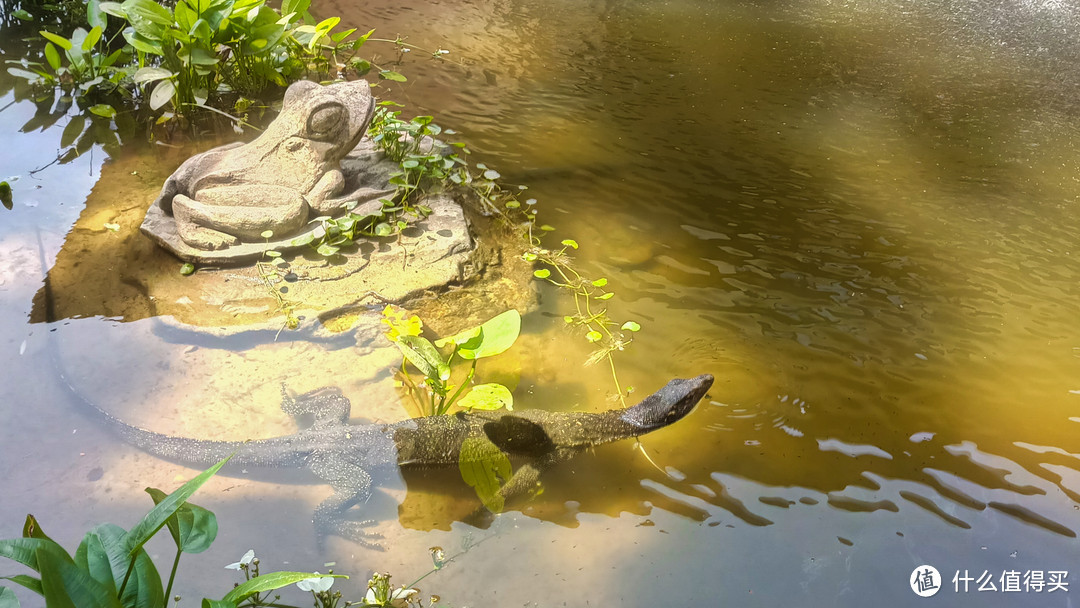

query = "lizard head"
(616, 373), (714, 434)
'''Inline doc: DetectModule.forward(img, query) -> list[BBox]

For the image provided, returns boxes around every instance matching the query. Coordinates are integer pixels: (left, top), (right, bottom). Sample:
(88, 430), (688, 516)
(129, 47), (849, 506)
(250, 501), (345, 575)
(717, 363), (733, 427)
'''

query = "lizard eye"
(307, 103), (347, 140)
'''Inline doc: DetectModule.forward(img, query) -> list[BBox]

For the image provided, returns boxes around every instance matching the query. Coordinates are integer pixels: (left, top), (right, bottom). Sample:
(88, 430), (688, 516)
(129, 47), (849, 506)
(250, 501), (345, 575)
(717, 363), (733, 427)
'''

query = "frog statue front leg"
(171, 169), (347, 251)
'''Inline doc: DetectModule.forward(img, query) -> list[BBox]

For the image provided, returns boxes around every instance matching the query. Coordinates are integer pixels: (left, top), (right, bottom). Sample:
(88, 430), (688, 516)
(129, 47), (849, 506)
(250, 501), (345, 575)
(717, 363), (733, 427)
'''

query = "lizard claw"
(331, 519), (385, 550)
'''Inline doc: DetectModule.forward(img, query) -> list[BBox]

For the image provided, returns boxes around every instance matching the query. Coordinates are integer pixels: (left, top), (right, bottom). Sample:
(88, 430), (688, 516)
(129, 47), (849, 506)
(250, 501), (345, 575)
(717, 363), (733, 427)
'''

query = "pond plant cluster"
(1, 0), (652, 604)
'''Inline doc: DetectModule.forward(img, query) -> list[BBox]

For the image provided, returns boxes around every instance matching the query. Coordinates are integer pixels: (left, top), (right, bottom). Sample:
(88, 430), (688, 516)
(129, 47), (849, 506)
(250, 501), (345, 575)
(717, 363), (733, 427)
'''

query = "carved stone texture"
(141, 79), (397, 261)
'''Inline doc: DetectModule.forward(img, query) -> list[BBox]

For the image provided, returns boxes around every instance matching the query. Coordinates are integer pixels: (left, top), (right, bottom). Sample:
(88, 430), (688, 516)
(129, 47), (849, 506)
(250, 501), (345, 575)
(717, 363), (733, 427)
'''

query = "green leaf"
(373, 222), (393, 236)
(179, 262), (195, 276)
(281, 0), (311, 17)
(145, 488), (218, 553)
(36, 547), (122, 608)
(21, 515), (53, 541)
(122, 29), (163, 54)
(561, 239), (578, 249)
(378, 70), (407, 82)
(0, 537), (73, 573)
(87, 0), (107, 29)
(591, 277), (607, 287)
(123, 456), (231, 558)
(0, 586), (19, 608)
(482, 169), (500, 180)
(586, 330), (603, 342)
(201, 600), (235, 608)
(539, 224), (555, 232)
(1, 575), (42, 597)
(533, 269), (550, 279)
(121, 0), (175, 29)
(97, 2), (127, 18)
(149, 79), (175, 110)
(83, 26), (103, 51)
(11, 9), (31, 20)
(563, 316), (574, 324)
(39, 31), (72, 50)
(436, 310), (521, 360)
(315, 242), (339, 257)
(132, 66), (172, 84)
(73, 528), (119, 598)
(621, 321), (641, 332)
(88, 104), (116, 118)
(396, 335), (449, 381)
(457, 383), (513, 411)
(596, 292), (614, 300)
(6, 67), (43, 82)
(44, 43), (61, 71)
(72, 524), (165, 608)
(458, 437), (512, 513)
(221, 573), (346, 604)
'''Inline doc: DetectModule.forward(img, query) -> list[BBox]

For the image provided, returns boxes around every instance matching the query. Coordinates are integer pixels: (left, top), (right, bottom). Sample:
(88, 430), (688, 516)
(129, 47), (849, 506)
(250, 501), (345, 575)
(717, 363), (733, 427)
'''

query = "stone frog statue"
(153, 79), (391, 250)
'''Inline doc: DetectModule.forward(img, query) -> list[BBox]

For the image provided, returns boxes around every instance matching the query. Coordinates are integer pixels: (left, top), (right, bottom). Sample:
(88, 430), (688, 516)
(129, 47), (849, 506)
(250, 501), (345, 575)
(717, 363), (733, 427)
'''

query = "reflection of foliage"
(458, 436), (513, 514)
(383, 306), (520, 417)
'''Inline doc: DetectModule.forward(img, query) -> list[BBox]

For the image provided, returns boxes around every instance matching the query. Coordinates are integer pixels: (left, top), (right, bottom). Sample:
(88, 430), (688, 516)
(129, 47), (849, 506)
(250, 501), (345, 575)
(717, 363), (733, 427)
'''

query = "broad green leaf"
(482, 169), (500, 180)
(458, 437), (512, 513)
(21, 515), (53, 541)
(434, 309), (521, 360)
(221, 572), (346, 604)
(378, 70), (407, 82)
(0, 537), (73, 572)
(88, 104), (116, 118)
(124, 455), (230, 557)
(83, 26), (103, 51)
(11, 9), (31, 20)
(87, 0), (107, 29)
(586, 330), (602, 342)
(0, 586), (19, 608)
(73, 529), (118, 598)
(36, 547), (122, 608)
(621, 321), (641, 332)
(97, 2), (127, 18)
(457, 383), (513, 411)
(6, 67), (43, 82)
(44, 43), (60, 71)
(1, 575), (42, 597)
(201, 600), (235, 608)
(133, 66), (172, 84)
(596, 292), (614, 300)
(397, 335), (449, 381)
(122, 28), (164, 54)
(148, 79), (175, 110)
(591, 277), (607, 287)
(315, 242), (339, 256)
(532, 269), (550, 279)
(561, 239), (578, 249)
(76, 523), (162, 608)
(146, 488), (218, 553)
(314, 15), (339, 33)
(281, 0), (311, 17)
(39, 31), (72, 50)
(121, 0), (174, 28)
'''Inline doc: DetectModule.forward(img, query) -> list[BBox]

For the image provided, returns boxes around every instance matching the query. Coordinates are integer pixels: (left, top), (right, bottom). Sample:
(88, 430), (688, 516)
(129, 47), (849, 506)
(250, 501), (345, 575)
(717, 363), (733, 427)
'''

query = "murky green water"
(3, 0), (1080, 606)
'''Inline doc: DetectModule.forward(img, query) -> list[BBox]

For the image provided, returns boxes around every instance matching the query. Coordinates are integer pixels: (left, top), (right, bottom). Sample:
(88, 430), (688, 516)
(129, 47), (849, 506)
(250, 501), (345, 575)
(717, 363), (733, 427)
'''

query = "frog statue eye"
(306, 102), (347, 140)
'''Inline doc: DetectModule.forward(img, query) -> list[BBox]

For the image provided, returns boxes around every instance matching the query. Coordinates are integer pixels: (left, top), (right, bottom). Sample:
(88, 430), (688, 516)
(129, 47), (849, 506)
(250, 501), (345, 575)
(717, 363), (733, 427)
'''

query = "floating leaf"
(563, 316), (574, 324)
(457, 383), (513, 411)
(482, 169), (500, 180)
(539, 224), (555, 231)
(560, 239), (578, 249)
(621, 321), (641, 332)
(435, 310), (521, 360)
(591, 277), (607, 287)
(533, 269), (550, 279)
(586, 330), (603, 342)
(179, 263), (195, 276)
(260, 230), (274, 239)
(378, 70), (407, 82)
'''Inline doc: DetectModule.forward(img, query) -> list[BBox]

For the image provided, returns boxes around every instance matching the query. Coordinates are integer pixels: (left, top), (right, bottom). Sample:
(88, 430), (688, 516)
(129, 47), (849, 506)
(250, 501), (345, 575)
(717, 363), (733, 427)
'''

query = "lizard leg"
(280, 385), (351, 427)
(309, 451), (384, 549)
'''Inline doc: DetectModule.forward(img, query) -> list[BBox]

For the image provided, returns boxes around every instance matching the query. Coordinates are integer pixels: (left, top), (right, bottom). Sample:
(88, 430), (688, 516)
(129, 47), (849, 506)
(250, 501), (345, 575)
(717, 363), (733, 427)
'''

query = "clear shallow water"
(2, 0), (1080, 606)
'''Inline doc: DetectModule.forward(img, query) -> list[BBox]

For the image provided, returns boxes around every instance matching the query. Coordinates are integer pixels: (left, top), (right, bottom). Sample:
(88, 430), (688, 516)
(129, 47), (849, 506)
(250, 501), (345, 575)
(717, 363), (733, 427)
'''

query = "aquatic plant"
(0, 457), (449, 608)
(382, 306), (520, 417)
